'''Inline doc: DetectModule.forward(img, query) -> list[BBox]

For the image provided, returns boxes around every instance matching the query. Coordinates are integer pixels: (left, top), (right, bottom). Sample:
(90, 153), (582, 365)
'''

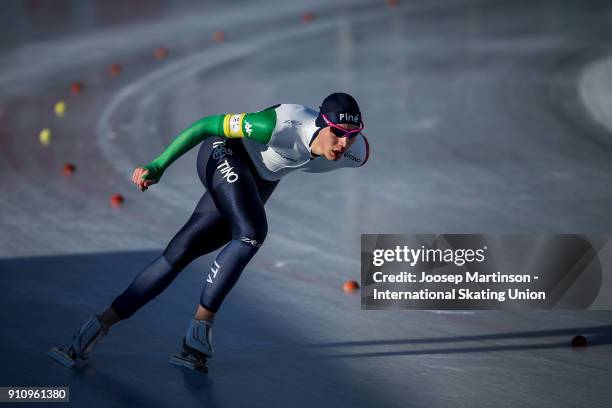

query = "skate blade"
(170, 353), (209, 373)
(48, 347), (76, 368)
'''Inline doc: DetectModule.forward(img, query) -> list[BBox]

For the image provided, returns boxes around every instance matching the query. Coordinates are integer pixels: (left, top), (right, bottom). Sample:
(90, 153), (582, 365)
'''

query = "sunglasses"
(321, 113), (364, 139)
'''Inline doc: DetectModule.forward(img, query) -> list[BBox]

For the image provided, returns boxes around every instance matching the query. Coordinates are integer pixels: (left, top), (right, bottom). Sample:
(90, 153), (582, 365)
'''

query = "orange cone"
(343, 280), (360, 293)
(213, 31), (225, 43)
(71, 82), (84, 94)
(110, 194), (124, 208)
(154, 47), (169, 60)
(108, 63), (123, 76)
(62, 163), (75, 176)
(302, 12), (315, 23)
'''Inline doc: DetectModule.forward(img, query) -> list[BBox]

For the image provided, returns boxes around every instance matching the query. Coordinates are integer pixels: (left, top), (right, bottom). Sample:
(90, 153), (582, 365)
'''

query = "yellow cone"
(54, 100), (66, 117)
(39, 128), (51, 146)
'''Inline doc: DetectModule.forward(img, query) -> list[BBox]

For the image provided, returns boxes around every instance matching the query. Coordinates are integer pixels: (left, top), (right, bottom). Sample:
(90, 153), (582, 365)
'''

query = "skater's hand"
(132, 166), (159, 192)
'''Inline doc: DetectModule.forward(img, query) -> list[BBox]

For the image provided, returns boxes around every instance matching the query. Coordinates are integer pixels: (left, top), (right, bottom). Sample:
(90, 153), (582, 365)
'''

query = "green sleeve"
(241, 109), (276, 144)
(142, 115), (224, 181)
(142, 108), (277, 181)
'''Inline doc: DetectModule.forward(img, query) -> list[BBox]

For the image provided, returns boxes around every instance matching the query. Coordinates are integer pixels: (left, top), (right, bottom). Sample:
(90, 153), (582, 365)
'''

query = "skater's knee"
(234, 220), (267, 248)
(238, 231), (266, 249)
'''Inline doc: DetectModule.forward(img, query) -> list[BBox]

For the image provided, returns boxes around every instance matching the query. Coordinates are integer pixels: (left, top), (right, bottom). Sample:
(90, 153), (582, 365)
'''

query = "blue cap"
(315, 92), (362, 127)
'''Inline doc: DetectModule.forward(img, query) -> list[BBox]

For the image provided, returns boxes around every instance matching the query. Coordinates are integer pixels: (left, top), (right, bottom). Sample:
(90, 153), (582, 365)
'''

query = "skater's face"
(314, 124), (360, 161)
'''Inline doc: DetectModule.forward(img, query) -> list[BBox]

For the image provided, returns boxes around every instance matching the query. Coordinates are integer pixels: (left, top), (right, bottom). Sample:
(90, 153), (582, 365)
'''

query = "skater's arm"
(141, 115), (225, 181)
(141, 109), (276, 182)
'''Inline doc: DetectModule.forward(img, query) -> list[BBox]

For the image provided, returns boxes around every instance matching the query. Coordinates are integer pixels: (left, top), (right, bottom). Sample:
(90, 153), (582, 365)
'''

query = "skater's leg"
(163, 193), (232, 270)
(180, 182), (268, 358)
(110, 193), (231, 321)
(195, 304), (216, 322)
(99, 306), (121, 327)
(199, 181), (268, 313)
(171, 139), (279, 370)
(53, 257), (178, 366)
(198, 141), (279, 314)
(109, 255), (176, 321)
(50, 200), (231, 368)
(192, 171), (279, 323)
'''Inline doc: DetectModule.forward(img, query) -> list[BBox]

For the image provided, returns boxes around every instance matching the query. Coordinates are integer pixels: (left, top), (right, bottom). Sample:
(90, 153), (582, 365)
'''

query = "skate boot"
(48, 315), (109, 368)
(170, 319), (213, 373)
